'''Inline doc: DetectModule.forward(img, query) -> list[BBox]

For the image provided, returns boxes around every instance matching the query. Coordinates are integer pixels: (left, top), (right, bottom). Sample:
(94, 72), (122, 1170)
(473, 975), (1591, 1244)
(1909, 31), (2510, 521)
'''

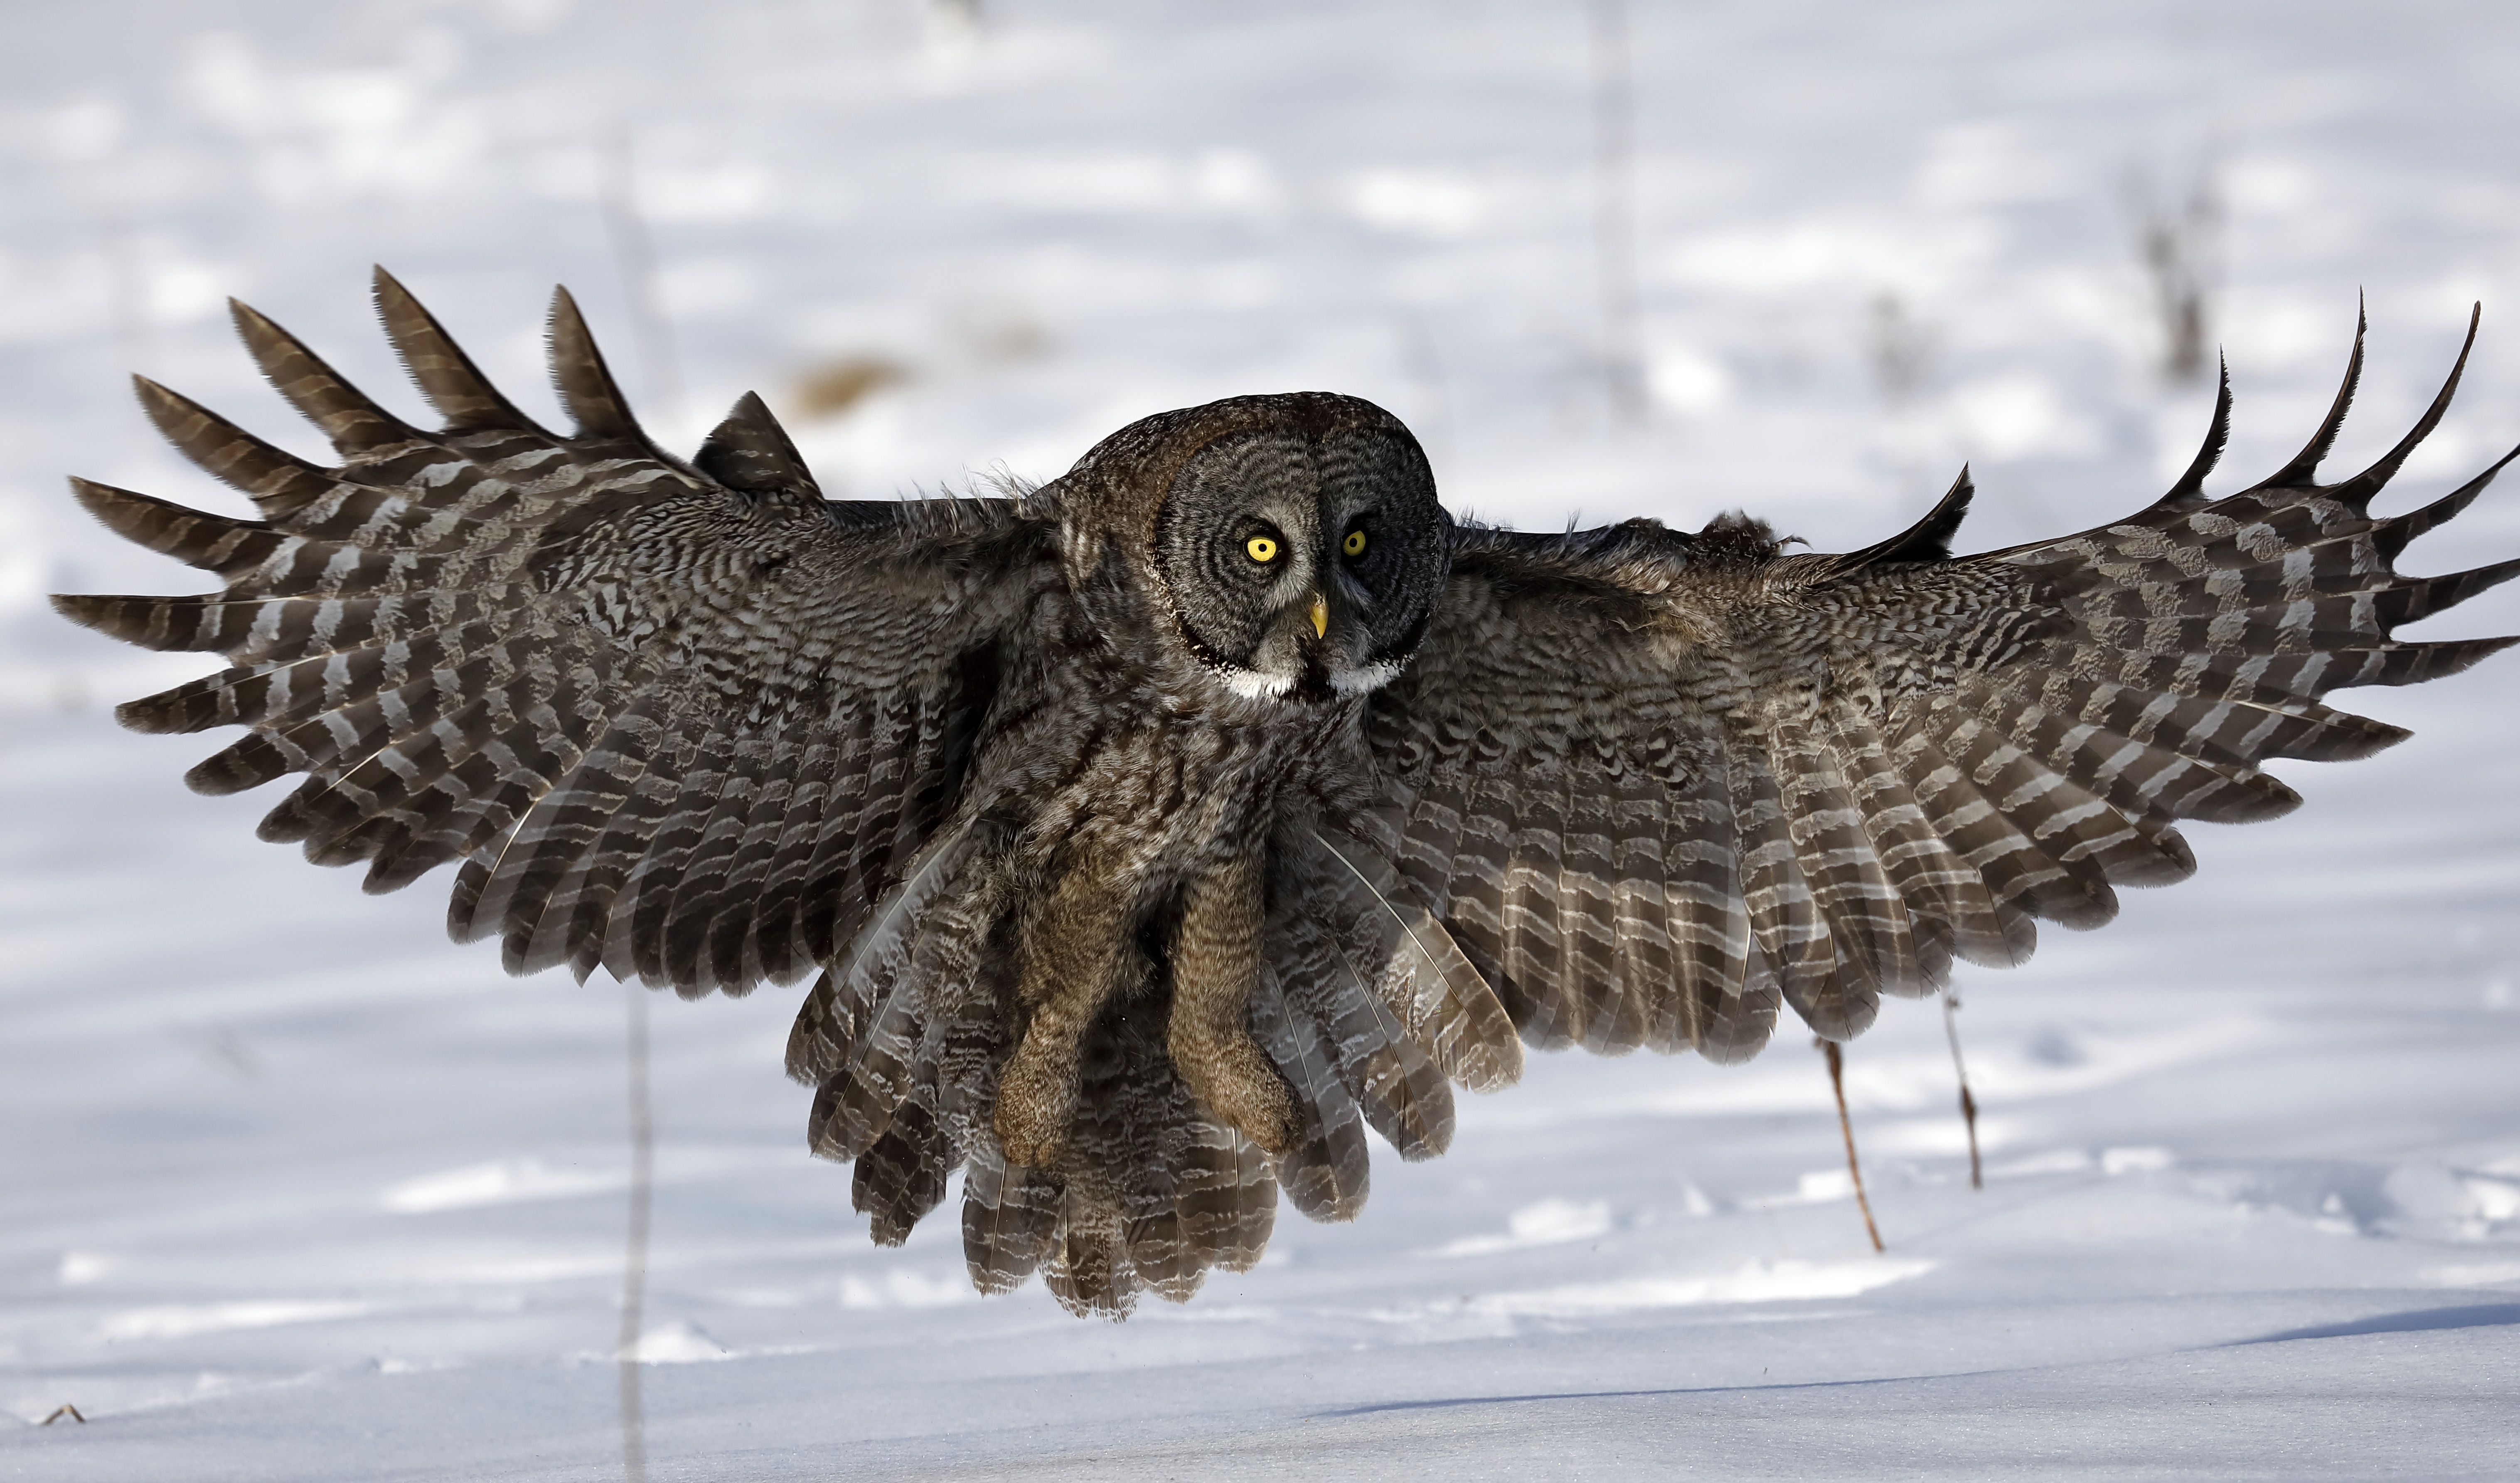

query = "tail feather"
(852, 1083), (953, 1247)
(1041, 1207), (1132, 1320)
(1162, 1115), (1275, 1279)
(960, 1145), (1062, 1296)
(784, 970), (853, 1087)
(803, 819), (989, 1145)
(1042, 985), (1197, 1317)
(811, 966), (927, 1161)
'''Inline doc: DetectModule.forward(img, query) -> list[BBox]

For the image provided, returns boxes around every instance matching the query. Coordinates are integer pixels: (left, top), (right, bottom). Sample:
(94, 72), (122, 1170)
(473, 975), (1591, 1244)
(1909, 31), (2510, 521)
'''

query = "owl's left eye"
(1342, 528), (1368, 558)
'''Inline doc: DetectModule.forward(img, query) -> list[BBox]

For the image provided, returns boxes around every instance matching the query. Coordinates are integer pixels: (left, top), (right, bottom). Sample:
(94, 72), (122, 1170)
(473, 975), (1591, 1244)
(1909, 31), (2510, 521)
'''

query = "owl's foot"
(1174, 1030), (1301, 1158)
(1168, 852), (1297, 1155)
(993, 1037), (1076, 1169)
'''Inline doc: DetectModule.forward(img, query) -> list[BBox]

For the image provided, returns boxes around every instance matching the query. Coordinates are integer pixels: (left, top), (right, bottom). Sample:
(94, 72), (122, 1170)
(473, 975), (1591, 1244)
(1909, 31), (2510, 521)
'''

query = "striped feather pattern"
(58, 269), (1058, 1001)
(1251, 965), (1372, 1220)
(1367, 307), (2515, 1062)
(64, 280), (2513, 1320)
(769, 834), (1411, 1317)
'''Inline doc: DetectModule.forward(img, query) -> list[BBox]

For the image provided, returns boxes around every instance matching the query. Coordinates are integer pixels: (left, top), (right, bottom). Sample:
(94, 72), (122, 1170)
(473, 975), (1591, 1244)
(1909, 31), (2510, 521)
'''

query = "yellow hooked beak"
(1307, 592), (1328, 640)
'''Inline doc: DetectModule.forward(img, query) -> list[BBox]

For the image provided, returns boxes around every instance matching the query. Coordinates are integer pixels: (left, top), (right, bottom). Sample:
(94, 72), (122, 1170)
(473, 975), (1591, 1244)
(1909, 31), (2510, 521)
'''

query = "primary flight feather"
(57, 270), (2517, 1317)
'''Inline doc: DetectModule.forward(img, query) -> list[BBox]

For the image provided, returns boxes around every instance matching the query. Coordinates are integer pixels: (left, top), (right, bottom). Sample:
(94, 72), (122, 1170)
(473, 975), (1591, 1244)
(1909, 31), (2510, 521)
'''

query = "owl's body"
(58, 274), (2518, 1317)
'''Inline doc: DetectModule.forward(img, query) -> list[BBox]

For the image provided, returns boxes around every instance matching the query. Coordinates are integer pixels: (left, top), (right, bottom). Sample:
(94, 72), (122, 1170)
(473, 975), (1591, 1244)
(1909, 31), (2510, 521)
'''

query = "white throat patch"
(1218, 668), (1296, 700)
(1329, 659), (1405, 696)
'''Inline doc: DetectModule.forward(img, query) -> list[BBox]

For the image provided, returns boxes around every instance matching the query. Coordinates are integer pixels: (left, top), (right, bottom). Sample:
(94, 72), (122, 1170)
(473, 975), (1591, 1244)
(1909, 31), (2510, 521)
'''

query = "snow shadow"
(1316, 1370), (1979, 1419)
(2225, 1303), (2520, 1346)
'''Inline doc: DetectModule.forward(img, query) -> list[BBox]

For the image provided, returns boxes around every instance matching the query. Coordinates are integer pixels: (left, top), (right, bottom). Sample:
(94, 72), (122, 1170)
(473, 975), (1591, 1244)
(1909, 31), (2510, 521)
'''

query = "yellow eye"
(1245, 535), (1280, 564)
(1342, 528), (1368, 558)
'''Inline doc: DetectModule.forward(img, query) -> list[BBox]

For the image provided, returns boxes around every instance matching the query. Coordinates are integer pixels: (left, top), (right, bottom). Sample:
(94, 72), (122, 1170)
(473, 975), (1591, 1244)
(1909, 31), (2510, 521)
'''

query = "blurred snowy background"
(5, 1), (2519, 1478)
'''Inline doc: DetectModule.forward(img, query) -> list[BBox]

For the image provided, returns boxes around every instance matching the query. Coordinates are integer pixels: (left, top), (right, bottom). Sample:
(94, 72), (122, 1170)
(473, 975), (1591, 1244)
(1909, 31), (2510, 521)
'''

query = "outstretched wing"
(56, 269), (1059, 999)
(1365, 308), (2520, 1057)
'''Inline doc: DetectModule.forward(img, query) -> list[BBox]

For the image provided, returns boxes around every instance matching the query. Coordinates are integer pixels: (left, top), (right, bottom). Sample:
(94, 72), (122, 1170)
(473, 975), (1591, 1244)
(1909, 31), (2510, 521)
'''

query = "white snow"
(379, 1159), (630, 1216)
(5, 1), (2520, 1479)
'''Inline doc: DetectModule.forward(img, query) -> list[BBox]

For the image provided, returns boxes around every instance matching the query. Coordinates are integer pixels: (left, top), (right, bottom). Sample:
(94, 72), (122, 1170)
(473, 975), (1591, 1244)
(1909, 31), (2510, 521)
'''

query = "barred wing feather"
(56, 268), (1058, 1000)
(1365, 307), (2518, 1058)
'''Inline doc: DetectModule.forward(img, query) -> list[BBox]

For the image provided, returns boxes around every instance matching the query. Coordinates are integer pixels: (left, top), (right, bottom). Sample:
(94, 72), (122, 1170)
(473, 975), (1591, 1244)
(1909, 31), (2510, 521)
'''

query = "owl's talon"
(1176, 1029), (1301, 1158)
(998, 1128), (1062, 1170)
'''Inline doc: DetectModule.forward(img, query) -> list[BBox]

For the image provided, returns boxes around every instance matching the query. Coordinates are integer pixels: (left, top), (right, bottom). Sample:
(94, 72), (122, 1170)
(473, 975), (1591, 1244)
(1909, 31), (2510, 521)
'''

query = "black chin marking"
(1174, 617), (1241, 674)
(1293, 653), (1336, 704)
(1368, 605), (1434, 669)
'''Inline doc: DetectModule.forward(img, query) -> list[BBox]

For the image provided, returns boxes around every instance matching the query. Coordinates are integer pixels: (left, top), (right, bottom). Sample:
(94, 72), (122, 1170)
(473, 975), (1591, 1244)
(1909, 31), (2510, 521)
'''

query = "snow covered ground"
(5, 2), (2520, 1478)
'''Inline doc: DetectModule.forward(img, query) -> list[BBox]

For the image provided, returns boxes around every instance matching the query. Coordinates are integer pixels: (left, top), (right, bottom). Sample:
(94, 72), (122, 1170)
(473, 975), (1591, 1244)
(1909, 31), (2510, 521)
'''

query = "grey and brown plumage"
(57, 274), (2517, 1318)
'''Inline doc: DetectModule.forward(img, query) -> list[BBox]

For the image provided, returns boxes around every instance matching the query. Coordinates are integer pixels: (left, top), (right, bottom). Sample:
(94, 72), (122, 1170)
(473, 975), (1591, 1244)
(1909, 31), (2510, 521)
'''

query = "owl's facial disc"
(1152, 409), (1447, 703)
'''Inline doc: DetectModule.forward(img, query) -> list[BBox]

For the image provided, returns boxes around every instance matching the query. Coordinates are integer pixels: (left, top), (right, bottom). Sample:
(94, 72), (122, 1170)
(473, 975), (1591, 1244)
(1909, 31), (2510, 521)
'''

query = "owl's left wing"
(57, 271), (1060, 999)
(1363, 311), (2519, 1059)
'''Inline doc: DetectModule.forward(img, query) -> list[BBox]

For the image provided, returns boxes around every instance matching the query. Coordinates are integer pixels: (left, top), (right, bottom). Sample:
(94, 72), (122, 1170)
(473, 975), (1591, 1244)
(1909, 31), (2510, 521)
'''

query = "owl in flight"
(58, 271), (2516, 1317)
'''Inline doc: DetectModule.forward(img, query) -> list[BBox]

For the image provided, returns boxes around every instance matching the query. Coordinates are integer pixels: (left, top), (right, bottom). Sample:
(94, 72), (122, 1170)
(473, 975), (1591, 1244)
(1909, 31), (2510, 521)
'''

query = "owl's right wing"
(1364, 310), (2519, 1060)
(56, 270), (1061, 999)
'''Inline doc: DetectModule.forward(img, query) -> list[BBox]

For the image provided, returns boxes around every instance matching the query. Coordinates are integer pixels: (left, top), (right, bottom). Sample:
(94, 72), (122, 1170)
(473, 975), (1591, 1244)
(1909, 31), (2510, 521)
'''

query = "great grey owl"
(57, 272), (2517, 1317)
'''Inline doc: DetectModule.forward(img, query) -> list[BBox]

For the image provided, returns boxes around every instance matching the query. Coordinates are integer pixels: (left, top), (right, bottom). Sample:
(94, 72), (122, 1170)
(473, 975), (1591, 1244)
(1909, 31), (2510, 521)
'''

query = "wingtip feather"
(2261, 303), (2367, 490)
(226, 298), (418, 456)
(2156, 355), (2233, 510)
(372, 266), (539, 434)
(545, 285), (640, 440)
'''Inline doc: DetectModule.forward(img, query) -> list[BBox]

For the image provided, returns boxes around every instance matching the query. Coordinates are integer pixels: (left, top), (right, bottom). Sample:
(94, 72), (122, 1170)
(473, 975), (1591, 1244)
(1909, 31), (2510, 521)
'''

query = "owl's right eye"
(1244, 534), (1280, 564)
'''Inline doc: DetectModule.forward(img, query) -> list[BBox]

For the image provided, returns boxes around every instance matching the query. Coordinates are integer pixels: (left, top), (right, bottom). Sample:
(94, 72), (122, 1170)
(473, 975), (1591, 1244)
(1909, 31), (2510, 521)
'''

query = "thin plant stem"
(601, 131), (683, 421)
(618, 983), (653, 1483)
(603, 145), (672, 1483)
(1821, 1037), (1884, 1253)
(1587, 0), (1645, 421)
(1942, 988), (1984, 1190)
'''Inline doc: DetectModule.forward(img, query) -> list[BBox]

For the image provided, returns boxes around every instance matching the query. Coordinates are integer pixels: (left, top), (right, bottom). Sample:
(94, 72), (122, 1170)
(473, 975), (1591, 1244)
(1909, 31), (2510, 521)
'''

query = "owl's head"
(1058, 392), (1449, 703)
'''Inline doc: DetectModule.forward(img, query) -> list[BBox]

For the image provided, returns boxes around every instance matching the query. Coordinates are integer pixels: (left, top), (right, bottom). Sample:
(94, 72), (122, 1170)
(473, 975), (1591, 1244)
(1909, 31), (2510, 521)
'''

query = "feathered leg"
(995, 852), (1132, 1168)
(1167, 850), (1300, 1157)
